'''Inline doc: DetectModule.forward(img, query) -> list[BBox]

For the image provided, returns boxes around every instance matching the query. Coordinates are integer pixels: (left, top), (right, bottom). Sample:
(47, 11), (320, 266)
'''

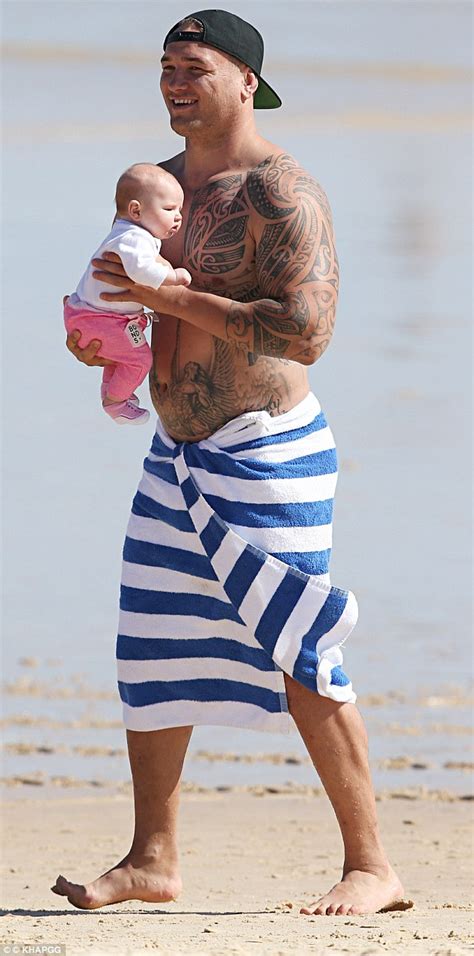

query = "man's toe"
(336, 903), (351, 915)
(51, 876), (69, 895)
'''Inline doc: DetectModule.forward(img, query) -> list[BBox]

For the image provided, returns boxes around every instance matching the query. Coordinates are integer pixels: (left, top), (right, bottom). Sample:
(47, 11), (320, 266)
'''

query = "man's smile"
(170, 98), (198, 109)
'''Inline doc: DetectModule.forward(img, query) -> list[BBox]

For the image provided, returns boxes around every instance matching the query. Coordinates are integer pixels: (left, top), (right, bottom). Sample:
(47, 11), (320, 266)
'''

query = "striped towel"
(117, 392), (358, 734)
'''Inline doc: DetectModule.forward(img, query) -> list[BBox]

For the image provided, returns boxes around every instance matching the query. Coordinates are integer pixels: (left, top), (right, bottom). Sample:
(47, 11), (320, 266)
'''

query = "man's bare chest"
(162, 174), (257, 294)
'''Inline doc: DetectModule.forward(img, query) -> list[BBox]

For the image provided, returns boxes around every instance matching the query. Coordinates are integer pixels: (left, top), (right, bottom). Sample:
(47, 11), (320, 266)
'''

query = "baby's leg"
(64, 306), (152, 420)
(101, 366), (141, 404)
(101, 366), (115, 389)
(102, 346), (153, 404)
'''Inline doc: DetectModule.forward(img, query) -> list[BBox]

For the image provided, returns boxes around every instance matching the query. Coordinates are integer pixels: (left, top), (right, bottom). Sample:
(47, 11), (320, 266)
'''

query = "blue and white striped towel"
(117, 392), (358, 733)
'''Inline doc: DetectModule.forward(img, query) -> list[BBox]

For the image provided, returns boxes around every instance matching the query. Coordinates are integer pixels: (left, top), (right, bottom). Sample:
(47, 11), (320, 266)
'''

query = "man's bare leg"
(51, 725), (193, 909)
(283, 674), (407, 916)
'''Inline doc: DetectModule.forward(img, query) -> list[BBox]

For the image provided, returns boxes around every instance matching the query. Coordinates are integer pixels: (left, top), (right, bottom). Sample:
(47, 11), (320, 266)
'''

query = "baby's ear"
(128, 199), (141, 221)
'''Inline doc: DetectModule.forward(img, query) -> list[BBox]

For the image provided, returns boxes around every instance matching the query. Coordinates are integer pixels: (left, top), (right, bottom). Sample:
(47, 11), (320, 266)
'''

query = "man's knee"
(283, 671), (350, 720)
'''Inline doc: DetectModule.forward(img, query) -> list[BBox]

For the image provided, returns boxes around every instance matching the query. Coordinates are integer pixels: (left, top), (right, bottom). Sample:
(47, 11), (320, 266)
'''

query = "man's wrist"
(152, 282), (188, 314)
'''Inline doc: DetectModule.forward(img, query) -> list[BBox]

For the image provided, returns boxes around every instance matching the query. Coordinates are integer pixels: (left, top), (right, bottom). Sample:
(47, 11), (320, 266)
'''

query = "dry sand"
(1, 787), (473, 955)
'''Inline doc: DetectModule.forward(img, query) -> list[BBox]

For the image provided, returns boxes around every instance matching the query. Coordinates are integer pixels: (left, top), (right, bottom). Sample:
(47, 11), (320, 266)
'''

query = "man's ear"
(128, 199), (141, 221)
(242, 67), (259, 102)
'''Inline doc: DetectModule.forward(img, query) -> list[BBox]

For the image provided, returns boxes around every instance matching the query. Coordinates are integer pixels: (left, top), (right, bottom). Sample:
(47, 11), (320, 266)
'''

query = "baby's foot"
(103, 399), (150, 425)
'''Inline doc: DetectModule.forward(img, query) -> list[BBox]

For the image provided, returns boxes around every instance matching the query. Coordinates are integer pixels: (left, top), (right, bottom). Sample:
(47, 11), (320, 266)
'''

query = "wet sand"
(2, 666), (473, 796)
(1, 789), (473, 955)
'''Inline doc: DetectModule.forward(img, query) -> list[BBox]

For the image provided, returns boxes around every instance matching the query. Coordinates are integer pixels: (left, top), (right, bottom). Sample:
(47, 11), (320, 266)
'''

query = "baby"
(64, 163), (191, 424)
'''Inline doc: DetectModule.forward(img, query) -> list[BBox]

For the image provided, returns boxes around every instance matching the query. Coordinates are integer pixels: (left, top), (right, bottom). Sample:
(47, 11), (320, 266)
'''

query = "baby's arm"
(155, 254), (192, 288)
(111, 234), (170, 289)
(105, 232), (191, 289)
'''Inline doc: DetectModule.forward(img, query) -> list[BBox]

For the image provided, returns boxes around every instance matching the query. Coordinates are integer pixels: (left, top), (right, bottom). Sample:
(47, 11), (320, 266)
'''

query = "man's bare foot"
(300, 865), (412, 916)
(50, 852), (182, 910)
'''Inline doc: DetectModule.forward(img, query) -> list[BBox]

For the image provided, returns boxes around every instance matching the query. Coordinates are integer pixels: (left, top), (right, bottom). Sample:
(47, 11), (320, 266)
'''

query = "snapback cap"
(163, 9), (282, 109)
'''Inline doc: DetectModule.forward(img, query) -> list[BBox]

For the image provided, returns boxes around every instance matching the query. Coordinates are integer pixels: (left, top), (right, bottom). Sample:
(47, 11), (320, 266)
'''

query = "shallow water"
(1, 1), (472, 790)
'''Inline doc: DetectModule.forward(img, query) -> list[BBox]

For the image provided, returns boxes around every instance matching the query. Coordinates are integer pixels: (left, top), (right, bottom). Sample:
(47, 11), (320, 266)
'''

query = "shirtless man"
(52, 10), (406, 916)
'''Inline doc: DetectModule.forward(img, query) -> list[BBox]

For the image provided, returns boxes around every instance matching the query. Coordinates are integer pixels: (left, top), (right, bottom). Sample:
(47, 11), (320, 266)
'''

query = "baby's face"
(138, 180), (184, 239)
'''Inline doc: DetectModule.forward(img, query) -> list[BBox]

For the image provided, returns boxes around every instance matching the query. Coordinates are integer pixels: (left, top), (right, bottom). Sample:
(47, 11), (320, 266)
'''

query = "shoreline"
(1, 777), (473, 802)
(2, 671), (473, 798)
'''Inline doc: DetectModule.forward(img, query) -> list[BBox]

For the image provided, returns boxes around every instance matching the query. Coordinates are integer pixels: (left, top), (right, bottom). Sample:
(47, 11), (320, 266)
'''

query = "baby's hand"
(175, 268), (192, 287)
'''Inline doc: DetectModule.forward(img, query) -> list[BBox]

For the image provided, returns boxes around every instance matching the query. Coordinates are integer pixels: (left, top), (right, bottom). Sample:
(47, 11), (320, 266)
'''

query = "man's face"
(160, 41), (246, 134)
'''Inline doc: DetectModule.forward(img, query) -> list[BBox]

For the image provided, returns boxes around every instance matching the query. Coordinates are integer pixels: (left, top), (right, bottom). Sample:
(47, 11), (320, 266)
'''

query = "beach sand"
(1, 786), (473, 955)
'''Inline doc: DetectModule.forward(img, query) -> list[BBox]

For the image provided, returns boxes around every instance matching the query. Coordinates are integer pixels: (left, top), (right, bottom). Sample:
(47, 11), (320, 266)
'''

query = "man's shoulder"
(246, 151), (330, 219)
(249, 150), (306, 177)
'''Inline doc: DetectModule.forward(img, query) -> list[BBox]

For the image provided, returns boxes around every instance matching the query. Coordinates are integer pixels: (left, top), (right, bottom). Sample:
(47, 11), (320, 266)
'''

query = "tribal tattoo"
(150, 151), (337, 439)
(183, 153), (338, 362)
(229, 153), (339, 362)
(184, 175), (249, 276)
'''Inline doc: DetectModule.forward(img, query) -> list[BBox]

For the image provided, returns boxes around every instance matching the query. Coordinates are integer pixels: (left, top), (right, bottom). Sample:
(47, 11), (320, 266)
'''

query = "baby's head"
(115, 163), (184, 239)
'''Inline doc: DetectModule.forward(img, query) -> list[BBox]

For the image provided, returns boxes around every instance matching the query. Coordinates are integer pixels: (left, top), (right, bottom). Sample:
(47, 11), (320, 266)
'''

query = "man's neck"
(182, 116), (268, 189)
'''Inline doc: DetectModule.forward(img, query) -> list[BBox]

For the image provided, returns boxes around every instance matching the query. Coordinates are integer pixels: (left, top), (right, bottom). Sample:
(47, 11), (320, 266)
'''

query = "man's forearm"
(149, 284), (330, 365)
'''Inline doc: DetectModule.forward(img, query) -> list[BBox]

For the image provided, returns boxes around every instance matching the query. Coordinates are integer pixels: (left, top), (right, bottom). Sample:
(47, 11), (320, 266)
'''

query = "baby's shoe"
(103, 399), (150, 425)
(101, 384), (139, 404)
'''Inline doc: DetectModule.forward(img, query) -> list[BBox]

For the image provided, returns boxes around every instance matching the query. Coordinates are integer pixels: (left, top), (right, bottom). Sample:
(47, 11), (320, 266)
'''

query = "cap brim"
(254, 76), (282, 109)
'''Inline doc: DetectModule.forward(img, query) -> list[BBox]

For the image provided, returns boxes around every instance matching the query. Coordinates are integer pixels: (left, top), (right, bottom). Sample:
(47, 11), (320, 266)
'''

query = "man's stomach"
(149, 324), (309, 443)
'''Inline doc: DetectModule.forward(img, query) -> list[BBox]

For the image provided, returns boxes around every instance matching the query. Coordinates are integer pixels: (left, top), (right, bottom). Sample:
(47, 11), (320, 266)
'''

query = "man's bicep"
(252, 162), (338, 307)
(247, 157), (339, 361)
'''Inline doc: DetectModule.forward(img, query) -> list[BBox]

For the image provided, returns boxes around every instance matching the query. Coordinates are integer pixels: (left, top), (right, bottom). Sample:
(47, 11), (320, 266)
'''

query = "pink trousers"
(64, 302), (153, 402)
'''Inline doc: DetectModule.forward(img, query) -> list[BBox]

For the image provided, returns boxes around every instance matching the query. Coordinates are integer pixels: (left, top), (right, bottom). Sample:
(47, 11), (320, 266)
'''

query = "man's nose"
(165, 70), (189, 92)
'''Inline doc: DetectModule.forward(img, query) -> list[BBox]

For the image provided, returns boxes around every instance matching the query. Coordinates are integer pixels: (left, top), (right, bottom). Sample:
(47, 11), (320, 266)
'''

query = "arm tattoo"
(225, 303), (254, 353)
(229, 153), (339, 362)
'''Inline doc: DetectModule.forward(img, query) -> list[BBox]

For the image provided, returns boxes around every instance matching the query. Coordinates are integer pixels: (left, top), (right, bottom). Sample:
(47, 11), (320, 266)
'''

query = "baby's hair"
(115, 163), (180, 215)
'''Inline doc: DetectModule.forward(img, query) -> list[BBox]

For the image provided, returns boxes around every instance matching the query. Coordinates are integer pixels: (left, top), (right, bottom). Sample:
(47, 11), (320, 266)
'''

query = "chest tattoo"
(184, 176), (250, 276)
(150, 153), (333, 439)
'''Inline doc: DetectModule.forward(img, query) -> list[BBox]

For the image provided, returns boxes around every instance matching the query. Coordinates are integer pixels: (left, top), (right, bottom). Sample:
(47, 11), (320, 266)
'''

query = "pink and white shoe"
(103, 399), (150, 425)
(101, 384), (139, 404)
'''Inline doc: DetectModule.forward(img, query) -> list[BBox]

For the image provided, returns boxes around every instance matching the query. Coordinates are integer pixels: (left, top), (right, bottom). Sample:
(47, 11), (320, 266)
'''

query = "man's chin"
(170, 115), (203, 134)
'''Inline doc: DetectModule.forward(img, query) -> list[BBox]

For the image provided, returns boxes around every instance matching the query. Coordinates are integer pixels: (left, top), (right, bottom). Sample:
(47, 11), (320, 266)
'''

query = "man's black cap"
(163, 9), (282, 109)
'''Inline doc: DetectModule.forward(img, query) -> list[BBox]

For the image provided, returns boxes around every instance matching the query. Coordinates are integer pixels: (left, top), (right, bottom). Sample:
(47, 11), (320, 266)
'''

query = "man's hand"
(92, 250), (186, 313)
(64, 294), (113, 366)
(66, 329), (113, 367)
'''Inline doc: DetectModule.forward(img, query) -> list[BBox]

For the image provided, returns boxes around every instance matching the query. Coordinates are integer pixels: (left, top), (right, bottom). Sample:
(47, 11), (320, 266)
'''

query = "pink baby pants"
(64, 302), (153, 402)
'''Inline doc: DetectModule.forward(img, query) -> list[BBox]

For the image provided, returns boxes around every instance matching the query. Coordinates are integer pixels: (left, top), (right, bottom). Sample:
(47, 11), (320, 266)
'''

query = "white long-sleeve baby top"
(70, 219), (169, 314)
